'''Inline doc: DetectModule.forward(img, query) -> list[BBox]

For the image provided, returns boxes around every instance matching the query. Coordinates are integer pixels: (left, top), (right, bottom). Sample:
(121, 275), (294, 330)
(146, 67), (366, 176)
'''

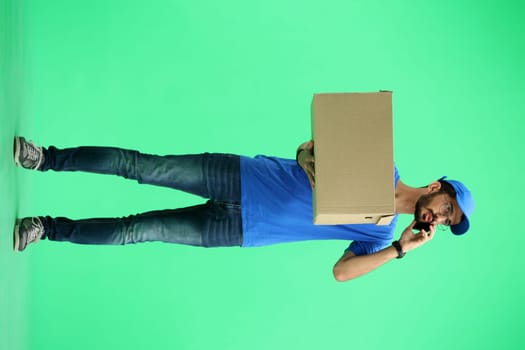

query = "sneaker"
(14, 217), (45, 252)
(14, 137), (45, 170)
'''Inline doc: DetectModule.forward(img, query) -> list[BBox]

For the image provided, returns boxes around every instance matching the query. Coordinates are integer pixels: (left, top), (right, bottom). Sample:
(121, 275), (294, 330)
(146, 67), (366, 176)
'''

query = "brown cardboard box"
(311, 92), (395, 225)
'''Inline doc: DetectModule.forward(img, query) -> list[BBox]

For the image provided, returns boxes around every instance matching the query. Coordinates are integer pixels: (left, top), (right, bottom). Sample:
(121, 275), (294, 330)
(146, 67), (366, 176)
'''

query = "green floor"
(2, 0), (525, 349)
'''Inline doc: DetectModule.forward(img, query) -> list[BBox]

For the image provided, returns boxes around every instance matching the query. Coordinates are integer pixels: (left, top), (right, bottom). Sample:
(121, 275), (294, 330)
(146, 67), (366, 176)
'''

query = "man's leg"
(15, 201), (242, 251)
(13, 138), (243, 251)
(41, 146), (241, 202)
(15, 137), (241, 202)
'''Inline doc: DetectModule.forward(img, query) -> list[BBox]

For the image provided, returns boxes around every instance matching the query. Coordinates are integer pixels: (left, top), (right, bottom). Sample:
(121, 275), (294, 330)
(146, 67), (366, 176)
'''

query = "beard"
(414, 192), (442, 222)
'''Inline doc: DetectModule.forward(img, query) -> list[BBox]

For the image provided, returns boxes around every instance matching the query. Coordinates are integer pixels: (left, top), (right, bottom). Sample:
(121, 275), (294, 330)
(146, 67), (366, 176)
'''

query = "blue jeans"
(39, 146), (242, 247)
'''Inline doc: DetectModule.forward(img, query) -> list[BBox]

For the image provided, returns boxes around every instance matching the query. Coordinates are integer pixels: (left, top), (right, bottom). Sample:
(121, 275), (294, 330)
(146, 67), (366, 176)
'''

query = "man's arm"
(333, 221), (435, 282)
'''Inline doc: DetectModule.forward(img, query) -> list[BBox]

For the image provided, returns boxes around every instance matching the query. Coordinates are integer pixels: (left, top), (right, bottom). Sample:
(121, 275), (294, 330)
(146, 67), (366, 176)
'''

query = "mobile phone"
(413, 221), (431, 232)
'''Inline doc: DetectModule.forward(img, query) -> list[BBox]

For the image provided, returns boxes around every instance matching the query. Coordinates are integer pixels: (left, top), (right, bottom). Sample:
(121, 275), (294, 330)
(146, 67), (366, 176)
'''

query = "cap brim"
(451, 216), (470, 235)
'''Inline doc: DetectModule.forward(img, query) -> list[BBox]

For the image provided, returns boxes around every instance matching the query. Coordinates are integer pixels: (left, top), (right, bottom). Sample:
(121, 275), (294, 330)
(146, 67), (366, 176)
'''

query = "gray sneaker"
(14, 137), (45, 170)
(14, 217), (45, 252)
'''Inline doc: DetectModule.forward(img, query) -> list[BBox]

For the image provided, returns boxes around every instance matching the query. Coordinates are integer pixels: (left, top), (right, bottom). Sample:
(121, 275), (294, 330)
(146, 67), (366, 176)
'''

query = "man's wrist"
(392, 240), (406, 259)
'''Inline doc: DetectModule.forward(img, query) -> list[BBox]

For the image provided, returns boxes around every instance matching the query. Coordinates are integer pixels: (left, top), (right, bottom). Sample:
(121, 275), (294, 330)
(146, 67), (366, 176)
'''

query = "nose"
(434, 213), (448, 224)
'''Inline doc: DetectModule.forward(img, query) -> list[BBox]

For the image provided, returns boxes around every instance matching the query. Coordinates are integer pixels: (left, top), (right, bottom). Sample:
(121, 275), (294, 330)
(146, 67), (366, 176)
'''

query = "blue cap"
(439, 177), (475, 235)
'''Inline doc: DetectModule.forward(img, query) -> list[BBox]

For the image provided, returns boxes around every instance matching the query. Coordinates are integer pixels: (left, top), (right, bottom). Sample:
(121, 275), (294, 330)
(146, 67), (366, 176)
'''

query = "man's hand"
(399, 220), (436, 253)
(333, 221), (436, 282)
(297, 141), (315, 188)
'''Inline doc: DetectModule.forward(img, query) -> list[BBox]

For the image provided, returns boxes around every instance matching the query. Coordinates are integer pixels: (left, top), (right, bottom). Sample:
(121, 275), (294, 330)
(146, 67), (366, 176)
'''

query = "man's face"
(414, 192), (463, 227)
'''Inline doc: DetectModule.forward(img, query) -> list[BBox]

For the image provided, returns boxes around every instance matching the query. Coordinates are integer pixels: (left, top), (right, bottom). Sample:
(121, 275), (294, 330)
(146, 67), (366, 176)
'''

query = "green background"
(1, 0), (524, 349)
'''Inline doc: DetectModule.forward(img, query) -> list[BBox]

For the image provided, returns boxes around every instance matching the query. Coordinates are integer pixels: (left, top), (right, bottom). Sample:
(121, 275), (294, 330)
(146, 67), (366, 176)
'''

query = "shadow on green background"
(1, 1), (28, 350)
(2, 0), (524, 349)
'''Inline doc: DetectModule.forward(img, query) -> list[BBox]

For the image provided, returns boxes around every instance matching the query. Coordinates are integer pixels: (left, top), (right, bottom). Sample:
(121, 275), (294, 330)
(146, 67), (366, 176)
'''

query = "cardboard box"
(311, 92), (395, 225)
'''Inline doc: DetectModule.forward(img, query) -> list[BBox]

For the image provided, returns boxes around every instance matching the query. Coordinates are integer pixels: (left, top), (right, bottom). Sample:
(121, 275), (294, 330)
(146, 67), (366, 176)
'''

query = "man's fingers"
(308, 172), (315, 188)
(305, 153), (315, 164)
(421, 228), (435, 240)
(427, 224), (436, 237)
(305, 162), (315, 175)
(308, 170), (315, 182)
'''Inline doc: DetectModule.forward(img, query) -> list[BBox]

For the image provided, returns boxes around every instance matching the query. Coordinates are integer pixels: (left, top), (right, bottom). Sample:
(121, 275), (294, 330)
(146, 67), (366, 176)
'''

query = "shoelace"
(27, 217), (44, 244)
(25, 141), (44, 170)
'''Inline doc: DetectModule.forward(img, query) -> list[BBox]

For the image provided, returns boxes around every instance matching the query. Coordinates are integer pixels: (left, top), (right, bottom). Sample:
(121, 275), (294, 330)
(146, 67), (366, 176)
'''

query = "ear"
(427, 181), (442, 193)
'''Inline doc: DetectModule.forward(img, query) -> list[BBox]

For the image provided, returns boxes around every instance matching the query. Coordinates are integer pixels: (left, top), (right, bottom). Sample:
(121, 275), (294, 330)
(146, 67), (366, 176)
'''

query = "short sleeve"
(345, 240), (391, 256)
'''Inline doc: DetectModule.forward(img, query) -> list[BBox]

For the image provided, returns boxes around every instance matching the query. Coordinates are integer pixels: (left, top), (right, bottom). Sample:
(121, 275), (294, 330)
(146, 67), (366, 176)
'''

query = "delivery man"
(13, 137), (474, 281)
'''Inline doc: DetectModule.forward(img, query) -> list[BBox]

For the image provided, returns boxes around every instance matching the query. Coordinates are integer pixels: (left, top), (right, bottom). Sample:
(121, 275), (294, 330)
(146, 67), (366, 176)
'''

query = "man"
(13, 136), (474, 282)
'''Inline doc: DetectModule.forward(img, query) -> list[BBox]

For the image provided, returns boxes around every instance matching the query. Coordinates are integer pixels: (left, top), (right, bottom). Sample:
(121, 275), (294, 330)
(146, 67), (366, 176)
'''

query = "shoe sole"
(13, 219), (21, 252)
(14, 137), (22, 167)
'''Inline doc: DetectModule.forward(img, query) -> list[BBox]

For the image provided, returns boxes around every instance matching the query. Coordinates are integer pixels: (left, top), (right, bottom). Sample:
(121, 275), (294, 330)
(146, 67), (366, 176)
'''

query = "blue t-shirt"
(239, 156), (400, 256)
